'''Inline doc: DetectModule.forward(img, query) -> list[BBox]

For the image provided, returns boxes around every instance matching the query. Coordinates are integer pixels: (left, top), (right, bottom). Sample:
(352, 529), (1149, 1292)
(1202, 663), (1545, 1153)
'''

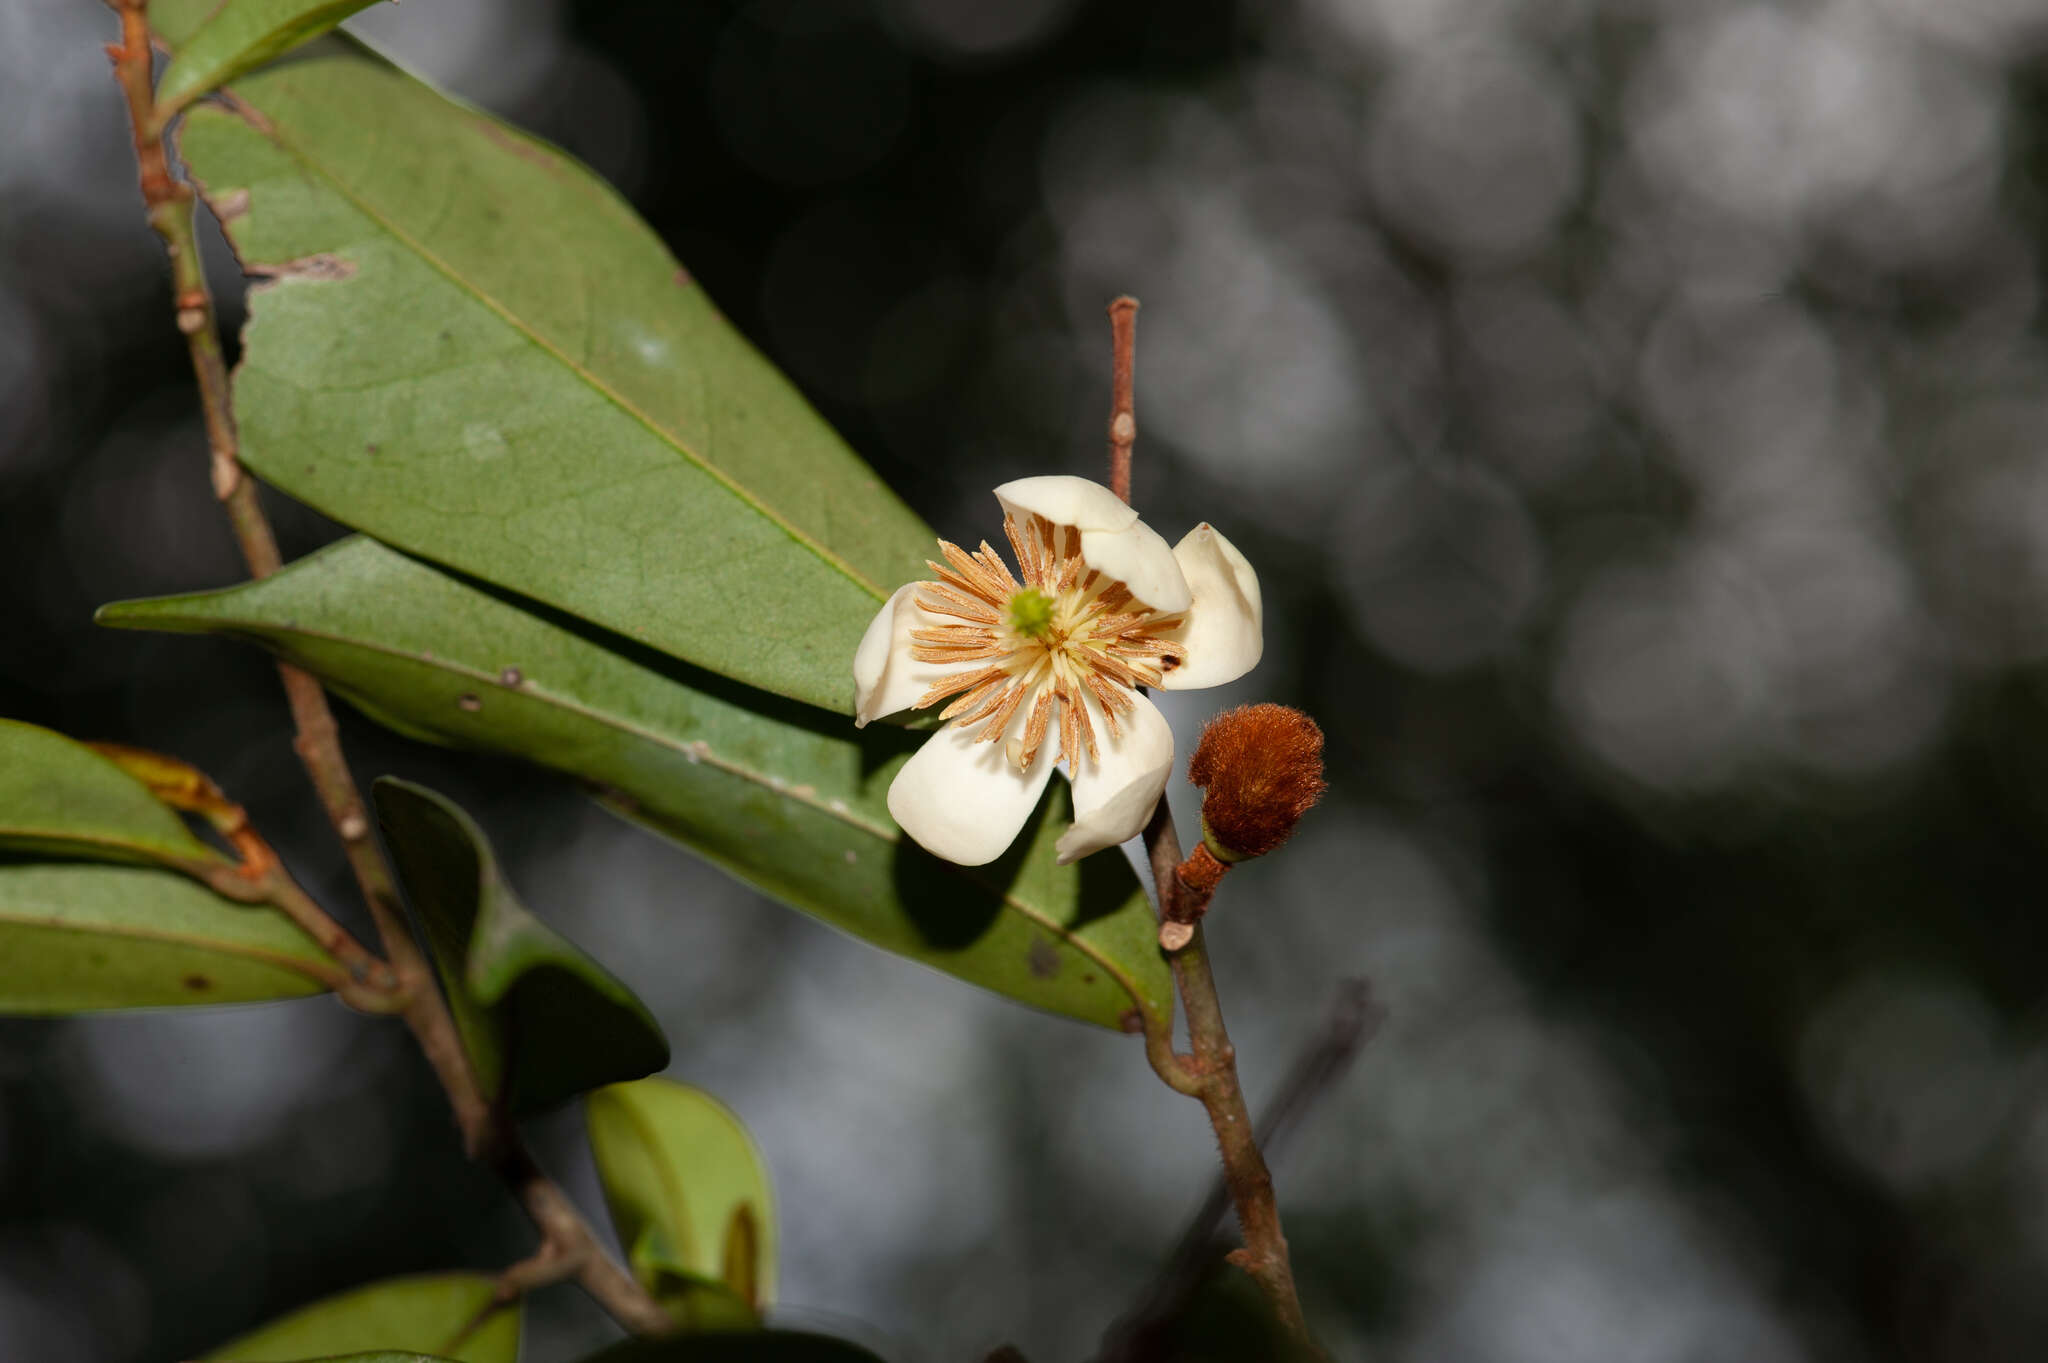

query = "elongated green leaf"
(579, 1337), (887, 1363)
(587, 1079), (775, 1327)
(260, 1356), (460, 1363)
(156, 0), (381, 114)
(204, 1273), (518, 1363)
(0, 863), (334, 1012)
(261, 1357), (460, 1363)
(0, 719), (223, 869)
(172, 43), (932, 713)
(100, 538), (1173, 1032)
(373, 777), (668, 1113)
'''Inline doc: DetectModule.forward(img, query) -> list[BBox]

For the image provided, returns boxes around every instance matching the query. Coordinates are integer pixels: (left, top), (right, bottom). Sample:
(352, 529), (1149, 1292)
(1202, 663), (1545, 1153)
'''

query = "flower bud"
(1186, 704), (1327, 861)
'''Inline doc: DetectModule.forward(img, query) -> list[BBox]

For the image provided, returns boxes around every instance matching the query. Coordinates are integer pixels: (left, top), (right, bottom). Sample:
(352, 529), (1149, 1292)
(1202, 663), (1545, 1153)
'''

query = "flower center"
(906, 512), (1185, 771)
(1006, 586), (1057, 641)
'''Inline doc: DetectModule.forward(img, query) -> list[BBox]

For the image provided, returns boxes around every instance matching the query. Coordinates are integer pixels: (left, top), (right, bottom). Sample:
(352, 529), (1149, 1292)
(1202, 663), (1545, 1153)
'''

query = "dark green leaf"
(172, 42), (933, 713)
(586, 1078), (775, 1326)
(156, 0), (382, 114)
(100, 538), (1173, 1032)
(203, 1273), (518, 1363)
(372, 777), (669, 1114)
(578, 1335), (888, 1363)
(0, 863), (338, 1012)
(0, 719), (223, 869)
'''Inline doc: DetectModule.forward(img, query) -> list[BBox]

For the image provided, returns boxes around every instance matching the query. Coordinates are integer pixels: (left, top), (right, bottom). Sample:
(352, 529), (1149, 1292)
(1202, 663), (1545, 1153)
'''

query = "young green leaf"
(575, 1337), (888, 1363)
(0, 864), (339, 1013)
(586, 1078), (776, 1328)
(99, 538), (1174, 1033)
(372, 778), (669, 1114)
(155, 0), (382, 115)
(0, 719), (225, 870)
(202, 1273), (518, 1363)
(171, 42), (933, 713)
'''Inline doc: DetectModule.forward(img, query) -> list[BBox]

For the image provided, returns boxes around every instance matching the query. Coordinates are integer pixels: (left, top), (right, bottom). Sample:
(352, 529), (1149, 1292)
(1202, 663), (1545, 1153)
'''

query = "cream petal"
(994, 475), (1191, 611)
(994, 475), (1139, 532)
(853, 583), (979, 727)
(1056, 690), (1174, 865)
(1081, 520), (1192, 614)
(1157, 523), (1263, 690)
(887, 715), (1061, 867)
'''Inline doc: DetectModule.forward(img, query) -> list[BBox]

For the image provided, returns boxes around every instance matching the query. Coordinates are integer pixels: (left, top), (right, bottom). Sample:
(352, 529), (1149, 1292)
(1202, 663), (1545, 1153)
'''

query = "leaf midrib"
(0, 822), (220, 866)
(613, 1092), (701, 1270)
(213, 91), (893, 605)
(0, 912), (342, 989)
(183, 611), (1156, 1018)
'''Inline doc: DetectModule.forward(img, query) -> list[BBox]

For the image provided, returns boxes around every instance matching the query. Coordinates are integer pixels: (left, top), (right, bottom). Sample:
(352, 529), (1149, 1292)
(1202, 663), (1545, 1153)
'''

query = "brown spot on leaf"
(183, 974), (212, 991)
(1119, 1008), (1144, 1034)
(673, 267), (692, 287)
(457, 693), (481, 712)
(500, 667), (524, 687)
(1027, 938), (1060, 980)
(476, 119), (566, 177)
(211, 187), (251, 224)
(250, 252), (356, 282)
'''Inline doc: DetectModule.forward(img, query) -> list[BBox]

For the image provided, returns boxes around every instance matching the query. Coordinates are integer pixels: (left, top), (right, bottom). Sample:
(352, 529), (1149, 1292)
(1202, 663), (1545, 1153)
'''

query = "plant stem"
(1141, 805), (1312, 1345)
(1101, 980), (1377, 1362)
(1107, 296), (1138, 503)
(108, 5), (669, 1335)
(1098, 298), (1316, 1346)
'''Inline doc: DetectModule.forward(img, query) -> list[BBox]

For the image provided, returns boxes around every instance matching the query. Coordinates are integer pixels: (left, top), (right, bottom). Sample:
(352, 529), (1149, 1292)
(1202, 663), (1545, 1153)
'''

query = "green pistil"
(1007, 587), (1056, 640)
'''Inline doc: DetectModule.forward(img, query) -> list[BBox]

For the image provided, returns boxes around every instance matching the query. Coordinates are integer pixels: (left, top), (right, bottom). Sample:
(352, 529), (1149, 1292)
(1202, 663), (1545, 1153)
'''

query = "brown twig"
(1100, 301), (1317, 1347)
(1107, 297), (1138, 503)
(1099, 980), (1379, 1362)
(1141, 808), (1310, 1342)
(108, 4), (670, 1336)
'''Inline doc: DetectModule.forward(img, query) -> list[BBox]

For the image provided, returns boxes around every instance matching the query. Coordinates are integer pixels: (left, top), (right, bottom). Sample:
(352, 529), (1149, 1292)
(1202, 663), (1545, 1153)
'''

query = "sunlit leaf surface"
(171, 41), (933, 712)
(587, 1077), (776, 1327)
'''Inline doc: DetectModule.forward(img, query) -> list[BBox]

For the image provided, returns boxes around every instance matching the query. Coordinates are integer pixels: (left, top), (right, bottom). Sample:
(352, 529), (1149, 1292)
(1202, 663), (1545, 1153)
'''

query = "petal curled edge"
(994, 477), (1191, 613)
(995, 475), (1139, 533)
(854, 583), (982, 727)
(1157, 523), (1264, 690)
(888, 718), (1062, 867)
(1056, 690), (1174, 865)
(1081, 520), (1192, 614)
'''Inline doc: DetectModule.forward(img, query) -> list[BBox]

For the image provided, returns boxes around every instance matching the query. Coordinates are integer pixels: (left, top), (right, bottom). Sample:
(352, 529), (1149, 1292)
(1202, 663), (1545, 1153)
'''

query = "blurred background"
(7, 0), (2048, 1358)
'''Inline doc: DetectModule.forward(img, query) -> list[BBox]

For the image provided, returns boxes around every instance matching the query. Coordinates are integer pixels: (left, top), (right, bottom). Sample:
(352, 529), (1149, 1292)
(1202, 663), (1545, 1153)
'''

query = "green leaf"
(372, 777), (669, 1114)
(100, 538), (1174, 1032)
(156, 0), (382, 115)
(586, 1078), (776, 1327)
(203, 1273), (518, 1363)
(577, 1336), (888, 1363)
(0, 719), (224, 869)
(235, 1357), (463, 1363)
(0, 863), (339, 1012)
(150, 0), (229, 49)
(172, 42), (933, 714)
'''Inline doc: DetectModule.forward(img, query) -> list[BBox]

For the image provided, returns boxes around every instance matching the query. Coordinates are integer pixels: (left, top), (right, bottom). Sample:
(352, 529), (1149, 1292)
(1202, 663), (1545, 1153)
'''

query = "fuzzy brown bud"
(1187, 704), (1327, 860)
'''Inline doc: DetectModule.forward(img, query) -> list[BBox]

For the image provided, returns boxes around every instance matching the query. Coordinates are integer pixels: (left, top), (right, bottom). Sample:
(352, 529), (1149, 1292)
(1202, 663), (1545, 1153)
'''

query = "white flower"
(853, 475), (1263, 866)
